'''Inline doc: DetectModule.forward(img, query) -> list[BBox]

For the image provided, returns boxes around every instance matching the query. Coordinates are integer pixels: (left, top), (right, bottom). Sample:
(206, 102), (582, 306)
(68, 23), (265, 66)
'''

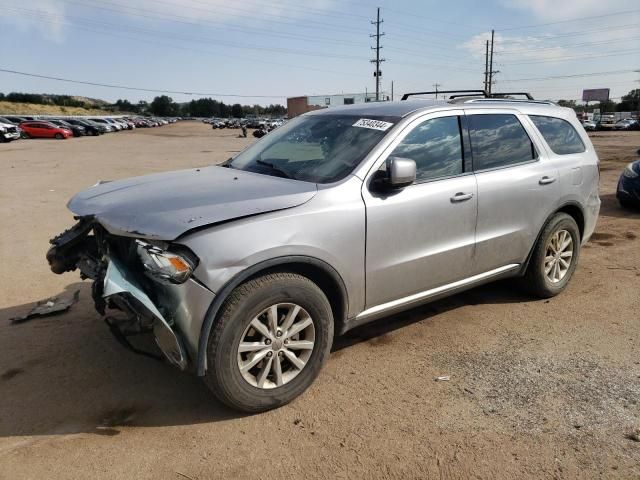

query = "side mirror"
(386, 156), (416, 188)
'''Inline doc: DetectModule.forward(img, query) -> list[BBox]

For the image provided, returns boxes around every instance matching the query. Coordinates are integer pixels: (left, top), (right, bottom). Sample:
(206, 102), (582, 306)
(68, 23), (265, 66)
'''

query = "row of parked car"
(203, 117), (285, 130)
(582, 117), (639, 131)
(0, 115), (178, 142)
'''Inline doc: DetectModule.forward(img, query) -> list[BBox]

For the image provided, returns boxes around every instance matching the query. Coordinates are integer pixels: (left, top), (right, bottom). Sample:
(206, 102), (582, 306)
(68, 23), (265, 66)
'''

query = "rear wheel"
(522, 213), (580, 298)
(204, 272), (333, 413)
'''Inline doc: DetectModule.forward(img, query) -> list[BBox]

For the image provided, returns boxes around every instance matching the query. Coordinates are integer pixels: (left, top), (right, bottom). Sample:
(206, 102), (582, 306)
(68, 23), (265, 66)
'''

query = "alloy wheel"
(544, 229), (574, 284)
(237, 303), (315, 389)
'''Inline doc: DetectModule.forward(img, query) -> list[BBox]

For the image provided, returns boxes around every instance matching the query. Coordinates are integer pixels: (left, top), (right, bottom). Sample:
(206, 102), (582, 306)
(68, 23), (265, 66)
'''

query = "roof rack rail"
(490, 92), (534, 100)
(401, 90), (535, 101)
(401, 90), (487, 100)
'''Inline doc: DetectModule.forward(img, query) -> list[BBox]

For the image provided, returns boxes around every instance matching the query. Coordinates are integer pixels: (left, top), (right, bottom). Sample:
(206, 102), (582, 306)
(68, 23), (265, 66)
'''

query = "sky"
(0, 0), (639, 106)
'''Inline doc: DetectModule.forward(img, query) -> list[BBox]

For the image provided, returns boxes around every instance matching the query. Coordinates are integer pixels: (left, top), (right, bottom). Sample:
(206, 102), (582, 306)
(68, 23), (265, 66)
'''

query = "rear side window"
(468, 114), (536, 170)
(530, 115), (585, 155)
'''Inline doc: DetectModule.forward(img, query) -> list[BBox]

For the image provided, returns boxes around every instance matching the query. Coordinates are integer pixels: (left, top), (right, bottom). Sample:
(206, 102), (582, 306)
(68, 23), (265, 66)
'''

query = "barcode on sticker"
(352, 118), (393, 131)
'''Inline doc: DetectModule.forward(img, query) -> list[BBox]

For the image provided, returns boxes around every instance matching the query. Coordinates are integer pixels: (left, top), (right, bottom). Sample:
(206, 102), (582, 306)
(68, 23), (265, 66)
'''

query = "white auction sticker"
(352, 118), (393, 131)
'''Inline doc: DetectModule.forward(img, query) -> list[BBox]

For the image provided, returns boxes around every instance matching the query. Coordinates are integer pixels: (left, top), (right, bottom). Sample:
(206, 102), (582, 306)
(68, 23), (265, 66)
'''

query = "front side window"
(230, 114), (398, 183)
(389, 116), (463, 182)
(468, 114), (537, 170)
(530, 115), (585, 155)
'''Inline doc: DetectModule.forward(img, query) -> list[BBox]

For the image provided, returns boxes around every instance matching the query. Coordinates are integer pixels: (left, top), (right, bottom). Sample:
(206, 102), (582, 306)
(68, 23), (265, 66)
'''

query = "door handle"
(539, 176), (556, 185)
(450, 192), (474, 203)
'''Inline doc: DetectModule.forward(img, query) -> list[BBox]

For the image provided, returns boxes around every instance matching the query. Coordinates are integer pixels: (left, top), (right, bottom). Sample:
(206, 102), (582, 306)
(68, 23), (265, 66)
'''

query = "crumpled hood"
(68, 166), (317, 240)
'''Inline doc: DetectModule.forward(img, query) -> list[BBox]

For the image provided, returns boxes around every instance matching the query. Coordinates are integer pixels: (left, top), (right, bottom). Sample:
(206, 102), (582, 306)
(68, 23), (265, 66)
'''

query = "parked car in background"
(88, 118), (114, 132)
(613, 119), (639, 131)
(47, 94), (600, 412)
(3, 115), (31, 125)
(582, 120), (599, 131)
(0, 120), (21, 142)
(65, 118), (104, 136)
(20, 121), (73, 139)
(617, 159), (640, 208)
(48, 119), (86, 137)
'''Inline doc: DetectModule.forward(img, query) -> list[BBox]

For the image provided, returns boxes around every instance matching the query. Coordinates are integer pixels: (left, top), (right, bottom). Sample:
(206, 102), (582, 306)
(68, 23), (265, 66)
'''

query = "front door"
(363, 111), (478, 309)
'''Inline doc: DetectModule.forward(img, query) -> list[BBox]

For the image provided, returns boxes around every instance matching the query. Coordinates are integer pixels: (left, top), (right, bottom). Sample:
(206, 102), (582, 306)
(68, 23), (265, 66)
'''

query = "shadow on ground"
(0, 279), (533, 439)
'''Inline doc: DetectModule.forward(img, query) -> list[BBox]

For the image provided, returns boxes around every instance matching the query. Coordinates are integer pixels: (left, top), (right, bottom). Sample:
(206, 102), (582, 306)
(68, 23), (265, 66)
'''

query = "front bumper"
(617, 174), (640, 204)
(47, 219), (215, 370)
(1, 131), (20, 141)
(104, 257), (188, 368)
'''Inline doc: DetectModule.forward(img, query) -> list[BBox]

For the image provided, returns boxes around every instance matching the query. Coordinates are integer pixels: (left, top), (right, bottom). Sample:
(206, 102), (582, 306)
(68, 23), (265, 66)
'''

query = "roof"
(306, 98), (569, 119)
(307, 99), (444, 118)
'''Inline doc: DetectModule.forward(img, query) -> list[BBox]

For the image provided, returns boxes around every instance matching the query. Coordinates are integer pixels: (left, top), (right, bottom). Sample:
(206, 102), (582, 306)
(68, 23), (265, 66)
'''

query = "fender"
(518, 201), (585, 276)
(196, 255), (349, 376)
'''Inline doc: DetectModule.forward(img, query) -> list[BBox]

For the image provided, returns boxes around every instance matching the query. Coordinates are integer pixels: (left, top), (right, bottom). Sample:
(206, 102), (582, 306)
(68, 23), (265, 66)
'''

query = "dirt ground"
(0, 123), (638, 479)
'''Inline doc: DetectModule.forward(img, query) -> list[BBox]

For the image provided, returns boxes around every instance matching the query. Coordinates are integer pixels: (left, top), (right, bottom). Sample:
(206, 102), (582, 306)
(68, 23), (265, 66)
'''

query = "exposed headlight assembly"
(623, 162), (639, 179)
(136, 240), (196, 284)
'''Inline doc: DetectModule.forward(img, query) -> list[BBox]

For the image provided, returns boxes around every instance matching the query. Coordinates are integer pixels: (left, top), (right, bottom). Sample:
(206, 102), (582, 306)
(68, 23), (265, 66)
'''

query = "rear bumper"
(582, 192), (601, 244)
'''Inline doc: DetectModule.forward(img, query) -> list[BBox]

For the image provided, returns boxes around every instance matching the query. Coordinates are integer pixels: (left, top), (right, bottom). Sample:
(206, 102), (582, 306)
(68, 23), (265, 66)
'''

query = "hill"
(0, 101), (116, 116)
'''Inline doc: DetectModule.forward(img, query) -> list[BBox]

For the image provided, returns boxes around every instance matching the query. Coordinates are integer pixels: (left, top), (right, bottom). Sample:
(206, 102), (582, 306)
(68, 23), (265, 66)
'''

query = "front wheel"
(522, 213), (580, 298)
(54, 133), (64, 139)
(204, 273), (334, 413)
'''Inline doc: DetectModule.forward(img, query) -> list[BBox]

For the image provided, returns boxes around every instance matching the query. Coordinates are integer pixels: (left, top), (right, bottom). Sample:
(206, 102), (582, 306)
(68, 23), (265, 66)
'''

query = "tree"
(149, 95), (179, 116)
(616, 89), (640, 112)
(231, 103), (244, 118)
(557, 100), (577, 108)
(112, 99), (138, 113)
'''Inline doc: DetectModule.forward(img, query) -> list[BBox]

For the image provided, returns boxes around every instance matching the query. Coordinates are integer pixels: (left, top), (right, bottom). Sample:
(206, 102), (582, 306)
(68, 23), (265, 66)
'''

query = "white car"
(0, 121), (21, 142)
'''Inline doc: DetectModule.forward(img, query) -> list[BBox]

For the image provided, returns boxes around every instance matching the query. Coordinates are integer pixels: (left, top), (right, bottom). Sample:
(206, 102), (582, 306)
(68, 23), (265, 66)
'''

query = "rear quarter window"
(530, 115), (585, 155)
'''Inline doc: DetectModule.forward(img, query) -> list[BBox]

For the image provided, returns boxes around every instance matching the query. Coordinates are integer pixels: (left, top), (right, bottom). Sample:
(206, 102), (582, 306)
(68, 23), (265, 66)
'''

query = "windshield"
(229, 114), (398, 183)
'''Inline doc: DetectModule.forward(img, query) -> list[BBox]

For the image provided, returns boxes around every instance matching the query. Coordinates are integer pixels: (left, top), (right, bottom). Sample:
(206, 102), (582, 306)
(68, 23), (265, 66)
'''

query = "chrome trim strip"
(356, 264), (520, 321)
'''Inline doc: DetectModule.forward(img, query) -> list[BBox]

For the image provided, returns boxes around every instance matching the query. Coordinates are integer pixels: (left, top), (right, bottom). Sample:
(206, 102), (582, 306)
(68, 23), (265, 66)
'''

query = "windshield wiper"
(255, 159), (294, 179)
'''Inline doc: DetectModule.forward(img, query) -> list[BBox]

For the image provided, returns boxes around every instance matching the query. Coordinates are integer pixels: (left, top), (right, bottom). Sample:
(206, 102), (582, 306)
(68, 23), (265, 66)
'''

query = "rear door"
(363, 109), (478, 309)
(466, 109), (559, 273)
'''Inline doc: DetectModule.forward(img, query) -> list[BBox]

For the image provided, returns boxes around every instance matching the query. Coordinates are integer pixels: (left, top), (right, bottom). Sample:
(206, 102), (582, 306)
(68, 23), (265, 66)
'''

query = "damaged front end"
(47, 217), (213, 370)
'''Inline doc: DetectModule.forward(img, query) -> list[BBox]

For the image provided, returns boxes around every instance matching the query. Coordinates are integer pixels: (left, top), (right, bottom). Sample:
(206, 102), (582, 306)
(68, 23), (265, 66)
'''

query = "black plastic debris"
(10, 290), (80, 324)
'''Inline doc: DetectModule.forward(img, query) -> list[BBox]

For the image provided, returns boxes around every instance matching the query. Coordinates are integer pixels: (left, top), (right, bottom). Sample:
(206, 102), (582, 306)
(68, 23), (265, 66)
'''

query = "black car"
(65, 118), (104, 136)
(49, 119), (86, 137)
(617, 159), (640, 208)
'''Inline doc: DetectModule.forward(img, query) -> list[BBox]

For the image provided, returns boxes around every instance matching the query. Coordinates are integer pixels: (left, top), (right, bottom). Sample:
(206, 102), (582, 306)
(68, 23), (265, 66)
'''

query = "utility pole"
(370, 7), (385, 101)
(484, 40), (489, 92)
(433, 83), (442, 99)
(391, 80), (394, 101)
(488, 29), (499, 94)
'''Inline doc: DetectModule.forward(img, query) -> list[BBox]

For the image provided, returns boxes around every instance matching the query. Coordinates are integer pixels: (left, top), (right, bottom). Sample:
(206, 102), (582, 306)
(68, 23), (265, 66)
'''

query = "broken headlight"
(136, 240), (196, 284)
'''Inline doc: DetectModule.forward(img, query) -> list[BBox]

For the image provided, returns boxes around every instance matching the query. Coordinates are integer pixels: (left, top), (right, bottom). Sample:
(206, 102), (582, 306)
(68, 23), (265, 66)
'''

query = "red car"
(20, 121), (73, 139)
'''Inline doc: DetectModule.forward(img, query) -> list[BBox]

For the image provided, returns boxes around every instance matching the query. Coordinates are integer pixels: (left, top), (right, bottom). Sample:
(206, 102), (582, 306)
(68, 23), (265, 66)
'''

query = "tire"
(204, 272), (334, 413)
(522, 213), (580, 298)
(54, 133), (64, 139)
(618, 196), (636, 209)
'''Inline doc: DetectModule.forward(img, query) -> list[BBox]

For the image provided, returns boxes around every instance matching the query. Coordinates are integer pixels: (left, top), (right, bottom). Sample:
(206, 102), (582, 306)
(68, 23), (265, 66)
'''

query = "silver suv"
(48, 93), (600, 412)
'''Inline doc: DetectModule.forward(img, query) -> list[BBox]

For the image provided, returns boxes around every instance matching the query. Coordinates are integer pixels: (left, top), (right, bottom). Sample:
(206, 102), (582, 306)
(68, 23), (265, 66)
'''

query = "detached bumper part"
(103, 257), (188, 369)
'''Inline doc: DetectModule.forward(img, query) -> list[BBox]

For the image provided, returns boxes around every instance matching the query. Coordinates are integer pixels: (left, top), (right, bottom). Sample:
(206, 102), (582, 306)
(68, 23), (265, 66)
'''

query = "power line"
(498, 8), (640, 31)
(497, 36), (640, 55)
(499, 48), (640, 66)
(499, 70), (637, 82)
(0, 67), (287, 98)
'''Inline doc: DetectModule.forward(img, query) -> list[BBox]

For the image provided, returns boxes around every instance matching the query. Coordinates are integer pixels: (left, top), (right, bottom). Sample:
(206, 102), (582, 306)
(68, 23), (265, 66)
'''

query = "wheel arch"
(196, 256), (348, 376)
(520, 201), (585, 275)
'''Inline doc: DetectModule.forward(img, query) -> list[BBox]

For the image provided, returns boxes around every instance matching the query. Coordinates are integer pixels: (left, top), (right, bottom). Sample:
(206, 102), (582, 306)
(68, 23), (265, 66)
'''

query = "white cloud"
(460, 31), (569, 63)
(7, 0), (66, 42)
